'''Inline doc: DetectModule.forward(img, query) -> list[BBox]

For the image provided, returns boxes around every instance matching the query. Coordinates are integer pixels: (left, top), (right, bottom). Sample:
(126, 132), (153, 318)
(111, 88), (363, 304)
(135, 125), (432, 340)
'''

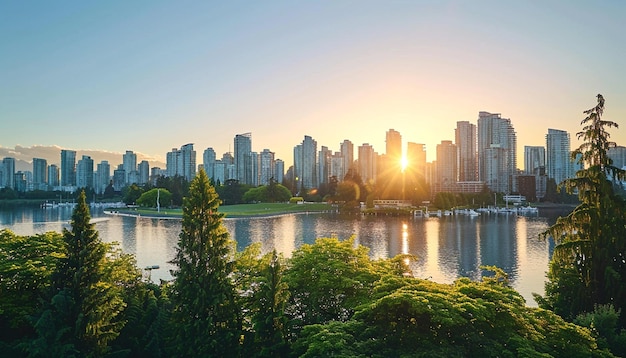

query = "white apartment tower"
(546, 129), (573, 185)
(123, 150), (137, 185)
(524, 146), (545, 175)
(477, 112), (517, 193)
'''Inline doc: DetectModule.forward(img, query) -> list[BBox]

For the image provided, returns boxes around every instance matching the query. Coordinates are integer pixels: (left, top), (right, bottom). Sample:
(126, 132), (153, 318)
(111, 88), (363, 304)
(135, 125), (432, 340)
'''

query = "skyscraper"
(386, 129), (402, 168)
(138, 160), (149, 184)
(123, 150), (137, 185)
(546, 129), (573, 185)
(294, 135), (317, 190)
(203, 147), (217, 180)
(1, 157), (16, 189)
(76, 155), (94, 189)
(60, 149), (76, 187)
(234, 133), (252, 184)
(455, 121), (477, 182)
(436, 140), (457, 191)
(96, 161), (110, 194)
(259, 149), (275, 185)
(340, 139), (354, 180)
(477, 112), (517, 193)
(524, 146), (545, 175)
(318, 146), (332, 186)
(32, 158), (48, 190)
(48, 164), (60, 187)
(608, 146), (626, 169)
(358, 143), (376, 183)
(166, 144), (196, 181)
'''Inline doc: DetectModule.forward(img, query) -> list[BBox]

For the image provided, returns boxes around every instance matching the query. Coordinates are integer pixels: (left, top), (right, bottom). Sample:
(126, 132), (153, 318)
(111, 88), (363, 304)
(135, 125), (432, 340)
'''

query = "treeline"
(0, 169), (619, 357)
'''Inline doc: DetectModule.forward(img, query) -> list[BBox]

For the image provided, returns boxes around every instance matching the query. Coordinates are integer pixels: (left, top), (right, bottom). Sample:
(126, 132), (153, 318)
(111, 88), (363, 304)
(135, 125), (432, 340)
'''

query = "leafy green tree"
(284, 237), (380, 331)
(538, 94), (626, 331)
(168, 169), (239, 356)
(32, 190), (126, 356)
(242, 183), (292, 203)
(216, 179), (251, 205)
(136, 188), (172, 208)
(123, 184), (143, 205)
(0, 230), (64, 347)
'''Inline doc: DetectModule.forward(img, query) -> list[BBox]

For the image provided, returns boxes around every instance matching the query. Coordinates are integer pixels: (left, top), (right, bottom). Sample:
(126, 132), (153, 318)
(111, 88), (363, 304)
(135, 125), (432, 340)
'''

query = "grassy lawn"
(110, 202), (335, 218)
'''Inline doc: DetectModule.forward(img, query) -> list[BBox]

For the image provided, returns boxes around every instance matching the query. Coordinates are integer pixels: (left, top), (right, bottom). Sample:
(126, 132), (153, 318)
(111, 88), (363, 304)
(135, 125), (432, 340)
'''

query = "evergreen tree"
(168, 169), (239, 356)
(251, 250), (289, 358)
(33, 190), (125, 356)
(538, 94), (626, 328)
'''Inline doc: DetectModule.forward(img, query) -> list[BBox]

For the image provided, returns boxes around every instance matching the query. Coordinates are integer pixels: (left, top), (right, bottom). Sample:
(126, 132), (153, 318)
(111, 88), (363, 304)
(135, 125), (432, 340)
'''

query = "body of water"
(0, 205), (561, 306)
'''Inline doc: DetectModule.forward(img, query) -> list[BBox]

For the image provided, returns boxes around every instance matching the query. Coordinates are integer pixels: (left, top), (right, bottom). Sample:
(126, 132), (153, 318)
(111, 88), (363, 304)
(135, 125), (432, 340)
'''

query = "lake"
(0, 205), (563, 306)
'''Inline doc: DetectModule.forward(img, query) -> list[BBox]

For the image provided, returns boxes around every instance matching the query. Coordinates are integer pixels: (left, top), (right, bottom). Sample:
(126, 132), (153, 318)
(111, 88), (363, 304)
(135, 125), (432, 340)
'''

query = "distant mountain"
(0, 145), (166, 172)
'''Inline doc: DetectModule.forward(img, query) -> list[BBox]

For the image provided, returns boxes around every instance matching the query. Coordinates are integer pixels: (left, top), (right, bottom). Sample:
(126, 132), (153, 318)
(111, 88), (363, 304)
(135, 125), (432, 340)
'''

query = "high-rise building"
(294, 135), (317, 190)
(340, 139), (354, 180)
(96, 161), (110, 194)
(274, 159), (284, 184)
(358, 143), (376, 183)
(477, 112), (517, 193)
(455, 121), (477, 181)
(203, 147), (217, 181)
(32, 158), (48, 190)
(259, 149), (275, 185)
(329, 152), (344, 181)
(60, 149), (76, 187)
(138, 160), (149, 184)
(608, 146), (626, 169)
(386, 129), (402, 170)
(318, 146), (332, 186)
(234, 133), (252, 184)
(524, 146), (545, 175)
(546, 129), (573, 185)
(166, 144), (196, 181)
(76, 155), (94, 189)
(406, 142), (427, 181)
(436, 140), (457, 191)
(113, 165), (126, 192)
(1, 157), (16, 189)
(123, 150), (137, 185)
(48, 164), (60, 188)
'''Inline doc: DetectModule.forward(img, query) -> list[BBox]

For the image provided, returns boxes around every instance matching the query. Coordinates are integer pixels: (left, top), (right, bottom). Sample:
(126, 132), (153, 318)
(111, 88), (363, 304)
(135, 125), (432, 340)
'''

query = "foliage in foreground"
(537, 94), (626, 343)
(0, 179), (617, 357)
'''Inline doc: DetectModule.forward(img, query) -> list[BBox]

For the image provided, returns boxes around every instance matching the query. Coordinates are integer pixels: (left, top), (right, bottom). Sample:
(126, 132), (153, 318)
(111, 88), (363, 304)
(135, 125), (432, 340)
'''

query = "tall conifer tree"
(539, 94), (626, 326)
(169, 169), (239, 356)
(34, 190), (125, 356)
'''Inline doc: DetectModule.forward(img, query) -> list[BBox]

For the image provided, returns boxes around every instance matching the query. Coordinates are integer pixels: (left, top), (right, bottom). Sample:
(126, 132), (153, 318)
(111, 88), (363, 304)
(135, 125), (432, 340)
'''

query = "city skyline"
(2, 2), (625, 169)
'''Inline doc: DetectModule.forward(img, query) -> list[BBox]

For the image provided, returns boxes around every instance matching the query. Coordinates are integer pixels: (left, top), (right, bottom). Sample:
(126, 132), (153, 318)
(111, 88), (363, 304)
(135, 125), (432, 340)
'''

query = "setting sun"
(401, 156), (408, 172)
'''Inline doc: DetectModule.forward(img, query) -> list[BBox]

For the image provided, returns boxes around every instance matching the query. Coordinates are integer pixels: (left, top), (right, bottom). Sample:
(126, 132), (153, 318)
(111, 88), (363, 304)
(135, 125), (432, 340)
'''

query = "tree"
(123, 184), (143, 205)
(538, 94), (626, 331)
(33, 190), (126, 356)
(251, 250), (289, 358)
(168, 169), (239, 356)
(0, 230), (64, 347)
(136, 188), (172, 208)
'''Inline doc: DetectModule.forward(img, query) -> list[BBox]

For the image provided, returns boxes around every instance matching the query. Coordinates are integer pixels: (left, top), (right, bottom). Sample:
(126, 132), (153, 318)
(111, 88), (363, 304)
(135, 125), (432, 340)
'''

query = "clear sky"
(2, 1), (625, 168)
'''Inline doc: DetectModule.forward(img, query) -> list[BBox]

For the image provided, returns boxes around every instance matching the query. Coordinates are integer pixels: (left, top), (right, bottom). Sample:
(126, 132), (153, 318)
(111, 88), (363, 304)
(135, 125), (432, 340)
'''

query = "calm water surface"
(0, 205), (560, 306)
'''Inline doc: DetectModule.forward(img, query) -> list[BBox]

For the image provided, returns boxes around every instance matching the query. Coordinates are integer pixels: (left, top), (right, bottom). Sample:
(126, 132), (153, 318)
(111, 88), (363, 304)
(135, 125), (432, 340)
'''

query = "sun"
(401, 156), (408, 172)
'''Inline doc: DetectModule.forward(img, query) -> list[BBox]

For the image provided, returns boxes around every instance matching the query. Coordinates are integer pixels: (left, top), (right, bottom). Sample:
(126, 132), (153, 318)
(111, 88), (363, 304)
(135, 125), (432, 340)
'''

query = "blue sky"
(2, 1), (625, 167)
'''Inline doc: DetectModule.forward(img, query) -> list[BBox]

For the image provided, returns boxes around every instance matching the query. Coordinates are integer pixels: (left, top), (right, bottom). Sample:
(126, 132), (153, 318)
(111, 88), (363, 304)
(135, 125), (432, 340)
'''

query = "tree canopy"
(538, 94), (626, 339)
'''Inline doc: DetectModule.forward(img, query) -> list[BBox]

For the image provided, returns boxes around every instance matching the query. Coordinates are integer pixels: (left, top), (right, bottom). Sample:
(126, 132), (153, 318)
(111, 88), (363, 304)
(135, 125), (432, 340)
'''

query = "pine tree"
(252, 250), (289, 358)
(34, 190), (125, 356)
(538, 94), (626, 326)
(168, 169), (239, 356)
